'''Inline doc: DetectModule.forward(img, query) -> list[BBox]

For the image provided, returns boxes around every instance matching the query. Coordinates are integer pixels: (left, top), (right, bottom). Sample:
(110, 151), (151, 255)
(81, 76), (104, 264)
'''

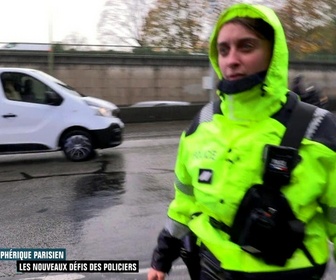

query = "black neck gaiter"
(217, 71), (267, 94)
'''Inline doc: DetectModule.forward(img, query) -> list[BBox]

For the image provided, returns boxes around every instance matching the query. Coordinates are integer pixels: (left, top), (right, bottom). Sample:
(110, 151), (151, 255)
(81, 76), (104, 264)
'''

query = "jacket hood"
(209, 4), (289, 122)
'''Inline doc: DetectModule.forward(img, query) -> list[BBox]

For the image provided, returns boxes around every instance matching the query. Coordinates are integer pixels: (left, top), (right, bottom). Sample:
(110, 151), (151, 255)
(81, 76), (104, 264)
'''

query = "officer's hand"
(147, 267), (166, 280)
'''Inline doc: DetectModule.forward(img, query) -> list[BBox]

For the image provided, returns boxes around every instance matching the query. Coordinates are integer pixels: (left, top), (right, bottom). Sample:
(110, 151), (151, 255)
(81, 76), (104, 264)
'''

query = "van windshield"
(57, 83), (85, 97)
(34, 70), (85, 97)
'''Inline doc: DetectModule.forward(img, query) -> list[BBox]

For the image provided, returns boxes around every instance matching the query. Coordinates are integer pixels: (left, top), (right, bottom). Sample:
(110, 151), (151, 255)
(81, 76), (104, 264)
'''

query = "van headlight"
(96, 107), (120, 117)
(97, 107), (112, 117)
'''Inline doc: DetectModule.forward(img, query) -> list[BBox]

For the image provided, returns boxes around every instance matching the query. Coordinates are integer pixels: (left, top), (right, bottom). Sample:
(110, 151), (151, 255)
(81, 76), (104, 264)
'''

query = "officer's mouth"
(226, 74), (245, 81)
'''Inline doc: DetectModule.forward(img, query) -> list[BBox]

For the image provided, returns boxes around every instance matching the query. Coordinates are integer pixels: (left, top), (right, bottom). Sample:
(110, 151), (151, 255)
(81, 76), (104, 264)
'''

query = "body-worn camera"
(262, 144), (300, 187)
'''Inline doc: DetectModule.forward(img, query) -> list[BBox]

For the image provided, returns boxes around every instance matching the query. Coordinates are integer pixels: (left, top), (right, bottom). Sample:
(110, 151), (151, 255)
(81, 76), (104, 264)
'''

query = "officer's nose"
(226, 49), (240, 69)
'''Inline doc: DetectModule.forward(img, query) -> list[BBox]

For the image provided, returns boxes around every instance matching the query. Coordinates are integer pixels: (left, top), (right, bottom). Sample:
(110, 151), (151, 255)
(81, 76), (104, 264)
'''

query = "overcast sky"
(0, 0), (285, 46)
(0, 0), (106, 44)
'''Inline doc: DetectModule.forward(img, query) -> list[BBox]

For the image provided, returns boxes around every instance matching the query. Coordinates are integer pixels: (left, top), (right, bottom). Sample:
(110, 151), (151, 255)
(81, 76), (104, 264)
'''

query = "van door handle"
(2, 114), (17, 118)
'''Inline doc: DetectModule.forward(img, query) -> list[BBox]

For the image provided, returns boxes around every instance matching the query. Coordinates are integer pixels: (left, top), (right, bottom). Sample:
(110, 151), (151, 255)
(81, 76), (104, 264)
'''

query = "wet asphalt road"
(0, 121), (190, 280)
(0, 120), (335, 280)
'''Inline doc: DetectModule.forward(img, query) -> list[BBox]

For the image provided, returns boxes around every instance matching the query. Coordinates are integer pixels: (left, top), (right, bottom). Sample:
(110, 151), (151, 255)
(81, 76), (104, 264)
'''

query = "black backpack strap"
(280, 100), (318, 267)
(280, 101), (316, 149)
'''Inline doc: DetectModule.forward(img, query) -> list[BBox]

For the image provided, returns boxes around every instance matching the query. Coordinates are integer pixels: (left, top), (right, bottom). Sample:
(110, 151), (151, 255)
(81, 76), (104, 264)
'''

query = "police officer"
(291, 74), (329, 109)
(148, 3), (336, 280)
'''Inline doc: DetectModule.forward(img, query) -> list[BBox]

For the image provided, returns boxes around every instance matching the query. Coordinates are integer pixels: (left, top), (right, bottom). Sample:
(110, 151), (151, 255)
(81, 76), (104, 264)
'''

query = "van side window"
(2, 76), (21, 101)
(22, 79), (35, 102)
(20, 75), (61, 105)
(1, 72), (62, 105)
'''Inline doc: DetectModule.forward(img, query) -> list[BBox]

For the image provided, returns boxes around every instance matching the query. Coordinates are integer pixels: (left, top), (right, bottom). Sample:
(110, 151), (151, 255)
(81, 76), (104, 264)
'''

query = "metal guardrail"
(120, 104), (204, 123)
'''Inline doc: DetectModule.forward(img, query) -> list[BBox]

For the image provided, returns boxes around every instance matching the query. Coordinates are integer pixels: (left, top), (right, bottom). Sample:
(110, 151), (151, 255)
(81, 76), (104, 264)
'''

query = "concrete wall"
(0, 51), (335, 106)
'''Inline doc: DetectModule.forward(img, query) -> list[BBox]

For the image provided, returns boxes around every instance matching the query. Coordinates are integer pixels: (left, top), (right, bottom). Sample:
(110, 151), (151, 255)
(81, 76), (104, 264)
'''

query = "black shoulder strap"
(280, 101), (316, 149)
(279, 101), (318, 267)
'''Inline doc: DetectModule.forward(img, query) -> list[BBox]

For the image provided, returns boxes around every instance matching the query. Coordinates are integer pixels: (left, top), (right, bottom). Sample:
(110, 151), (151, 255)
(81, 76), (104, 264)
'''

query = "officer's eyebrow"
(217, 37), (260, 48)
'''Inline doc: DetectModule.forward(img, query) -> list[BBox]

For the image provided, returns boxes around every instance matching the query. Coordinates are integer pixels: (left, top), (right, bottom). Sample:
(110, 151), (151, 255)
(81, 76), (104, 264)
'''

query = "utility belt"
(200, 244), (326, 280)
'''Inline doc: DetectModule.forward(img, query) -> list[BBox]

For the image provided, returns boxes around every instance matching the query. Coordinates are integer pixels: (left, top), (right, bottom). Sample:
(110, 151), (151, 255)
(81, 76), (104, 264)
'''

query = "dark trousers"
(181, 233), (201, 280)
(182, 253), (201, 280)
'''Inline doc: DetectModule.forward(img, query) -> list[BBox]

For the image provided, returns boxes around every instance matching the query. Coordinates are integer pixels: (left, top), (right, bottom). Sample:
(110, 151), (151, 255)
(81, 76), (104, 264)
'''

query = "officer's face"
(217, 22), (272, 81)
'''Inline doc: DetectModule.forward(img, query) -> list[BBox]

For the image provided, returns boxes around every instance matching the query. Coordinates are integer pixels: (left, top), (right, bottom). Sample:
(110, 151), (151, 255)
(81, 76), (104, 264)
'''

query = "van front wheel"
(61, 130), (95, 161)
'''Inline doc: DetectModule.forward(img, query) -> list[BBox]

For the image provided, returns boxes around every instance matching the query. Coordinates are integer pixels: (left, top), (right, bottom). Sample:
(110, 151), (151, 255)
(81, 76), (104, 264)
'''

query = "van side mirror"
(46, 91), (63, 105)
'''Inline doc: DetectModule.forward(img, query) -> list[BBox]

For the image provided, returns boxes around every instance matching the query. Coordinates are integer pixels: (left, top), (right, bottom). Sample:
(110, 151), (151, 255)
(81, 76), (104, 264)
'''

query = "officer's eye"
(238, 40), (256, 52)
(217, 44), (229, 57)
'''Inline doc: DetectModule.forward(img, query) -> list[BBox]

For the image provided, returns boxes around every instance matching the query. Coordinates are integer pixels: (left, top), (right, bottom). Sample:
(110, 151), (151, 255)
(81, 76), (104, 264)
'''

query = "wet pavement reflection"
(73, 172), (126, 222)
(75, 173), (126, 198)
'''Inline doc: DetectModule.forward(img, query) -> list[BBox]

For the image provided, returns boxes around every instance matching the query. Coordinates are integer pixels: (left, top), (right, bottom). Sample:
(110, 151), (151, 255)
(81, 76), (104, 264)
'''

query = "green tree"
(141, 0), (205, 52)
(141, 0), (284, 53)
(277, 0), (335, 56)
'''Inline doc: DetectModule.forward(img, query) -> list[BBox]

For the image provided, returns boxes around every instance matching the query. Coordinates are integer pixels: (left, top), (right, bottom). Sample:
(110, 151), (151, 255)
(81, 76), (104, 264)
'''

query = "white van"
(0, 68), (124, 161)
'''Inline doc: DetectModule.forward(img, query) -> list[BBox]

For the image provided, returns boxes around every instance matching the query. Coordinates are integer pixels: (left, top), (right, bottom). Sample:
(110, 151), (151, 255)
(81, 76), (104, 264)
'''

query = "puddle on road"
(75, 172), (126, 198)
(72, 172), (126, 223)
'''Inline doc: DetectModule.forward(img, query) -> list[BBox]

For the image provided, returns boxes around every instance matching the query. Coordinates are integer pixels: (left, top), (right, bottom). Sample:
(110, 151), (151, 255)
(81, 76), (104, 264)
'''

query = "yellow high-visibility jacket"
(161, 3), (336, 275)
